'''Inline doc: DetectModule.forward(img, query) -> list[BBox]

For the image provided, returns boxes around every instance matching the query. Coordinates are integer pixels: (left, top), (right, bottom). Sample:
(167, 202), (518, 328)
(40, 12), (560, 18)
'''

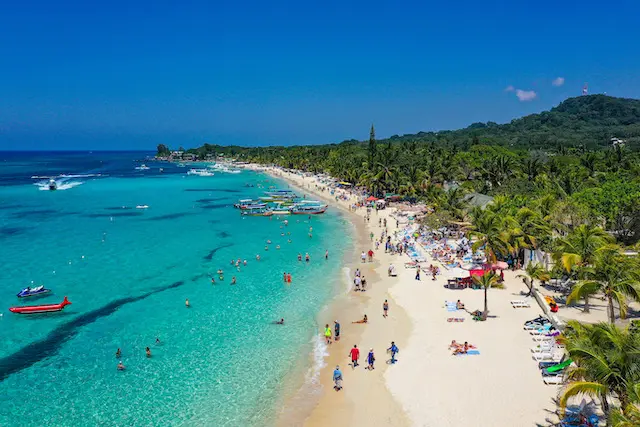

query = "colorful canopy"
(366, 196), (378, 202)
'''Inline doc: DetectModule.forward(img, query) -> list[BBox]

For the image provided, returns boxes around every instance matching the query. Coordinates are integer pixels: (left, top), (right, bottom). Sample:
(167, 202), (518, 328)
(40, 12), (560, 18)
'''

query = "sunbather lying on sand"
(456, 300), (465, 309)
(452, 341), (474, 355)
(352, 314), (368, 324)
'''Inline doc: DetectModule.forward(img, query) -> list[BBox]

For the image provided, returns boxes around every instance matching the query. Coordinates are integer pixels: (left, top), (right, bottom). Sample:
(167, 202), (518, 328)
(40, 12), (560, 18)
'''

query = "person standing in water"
(185, 299), (190, 308)
(145, 347), (152, 358)
(116, 348), (122, 358)
(334, 320), (341, 341)
(324, 324), (332, 344)
(231, 276), (237, 285)
(117, 361), (125, 371)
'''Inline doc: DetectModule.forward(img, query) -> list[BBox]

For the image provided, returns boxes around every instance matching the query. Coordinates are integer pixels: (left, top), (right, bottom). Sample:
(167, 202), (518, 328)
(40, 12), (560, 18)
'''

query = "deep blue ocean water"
(0, 152), (350, 426)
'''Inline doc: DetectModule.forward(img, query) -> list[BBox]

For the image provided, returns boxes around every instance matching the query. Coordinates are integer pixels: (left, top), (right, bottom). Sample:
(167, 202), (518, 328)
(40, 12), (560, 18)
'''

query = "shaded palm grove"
(166, 94), (640, 425)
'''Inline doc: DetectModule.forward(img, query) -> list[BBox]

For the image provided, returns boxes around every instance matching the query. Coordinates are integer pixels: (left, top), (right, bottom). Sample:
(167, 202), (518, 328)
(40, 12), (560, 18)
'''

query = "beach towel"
(456, 350), (480, 356)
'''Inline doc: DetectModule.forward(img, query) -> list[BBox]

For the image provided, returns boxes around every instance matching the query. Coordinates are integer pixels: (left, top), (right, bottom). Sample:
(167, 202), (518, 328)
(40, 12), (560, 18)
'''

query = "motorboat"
(136, 205), (149, 209)
(10, 296), (71, 314)
(16, 285), (51, 298)
(187, 169), (215, 177)
(290, 204), (328, 215)
(241, 208), (273, 217)
(48, 179), (57, 191)
(135, 164), (150, 171)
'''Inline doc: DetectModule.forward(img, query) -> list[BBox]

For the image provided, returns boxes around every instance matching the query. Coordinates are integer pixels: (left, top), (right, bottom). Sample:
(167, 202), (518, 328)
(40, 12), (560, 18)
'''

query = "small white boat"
(135, 164), (150, 171)
(136, 205), (149, 209)
(187, 169), (215, 177)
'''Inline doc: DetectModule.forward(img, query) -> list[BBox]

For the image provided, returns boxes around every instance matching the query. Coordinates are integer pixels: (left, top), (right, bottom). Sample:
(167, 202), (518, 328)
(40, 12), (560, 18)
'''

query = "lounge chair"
(511, 300), (531, 308)
(543, 374), (564, 385)
(532, 351), (563, 362)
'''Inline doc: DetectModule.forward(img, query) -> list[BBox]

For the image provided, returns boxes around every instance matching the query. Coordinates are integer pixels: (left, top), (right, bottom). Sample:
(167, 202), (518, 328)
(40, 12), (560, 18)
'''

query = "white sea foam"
(35, 181), (84, 191)
(305, 334), (329, 386)
(343, 266), (352, 294)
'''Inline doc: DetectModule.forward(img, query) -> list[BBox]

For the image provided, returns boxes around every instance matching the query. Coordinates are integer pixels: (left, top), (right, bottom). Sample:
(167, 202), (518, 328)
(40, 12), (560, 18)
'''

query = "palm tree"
(516, 263), (550, 296)
(469, 209), (512, 264)
(566, 246), (640, 323)
(472, 272), (504, 320)
(559, 321), (640, 425)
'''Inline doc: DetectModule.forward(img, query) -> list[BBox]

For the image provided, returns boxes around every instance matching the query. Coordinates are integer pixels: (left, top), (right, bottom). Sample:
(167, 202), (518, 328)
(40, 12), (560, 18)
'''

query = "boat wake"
(35, 181), (84, 191)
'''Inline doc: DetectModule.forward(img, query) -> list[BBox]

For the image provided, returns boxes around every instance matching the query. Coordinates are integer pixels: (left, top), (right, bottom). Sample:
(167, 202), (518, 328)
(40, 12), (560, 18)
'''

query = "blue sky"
(1, 0), (639, 150)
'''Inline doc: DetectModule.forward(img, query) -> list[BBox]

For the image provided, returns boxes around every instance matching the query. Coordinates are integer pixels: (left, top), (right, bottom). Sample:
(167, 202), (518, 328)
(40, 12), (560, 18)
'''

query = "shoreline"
(249, 165), (566, 427)
(249, 165), (412, 426)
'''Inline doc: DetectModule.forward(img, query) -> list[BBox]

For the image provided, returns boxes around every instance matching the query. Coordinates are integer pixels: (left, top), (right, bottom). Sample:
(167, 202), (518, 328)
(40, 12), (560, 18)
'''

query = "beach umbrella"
(446, 267), (470, 278)
(492, 261), (508, 270)
(366, 196), (378, 202)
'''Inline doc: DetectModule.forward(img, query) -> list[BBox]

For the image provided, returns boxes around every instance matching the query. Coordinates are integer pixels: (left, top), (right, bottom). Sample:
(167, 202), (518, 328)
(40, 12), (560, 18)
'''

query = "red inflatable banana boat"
(9, 296), (71, 314)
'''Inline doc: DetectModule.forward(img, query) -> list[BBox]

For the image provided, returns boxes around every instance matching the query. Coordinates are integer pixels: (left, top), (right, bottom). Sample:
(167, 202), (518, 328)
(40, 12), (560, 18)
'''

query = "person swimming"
(352, 314), (368, 324)
(297, 253), (302, 261)
(145, 347), (152, 358)
(231, 276), (237, 285)
(185, 298), (190, 308)
(305, 253), (310, 262)
(117, 361), (125, 371)
(116, 348), (122, 358)
(155, 338), (161, 344)
(276, 245), (281, 250)
(273, 318), (284, 325)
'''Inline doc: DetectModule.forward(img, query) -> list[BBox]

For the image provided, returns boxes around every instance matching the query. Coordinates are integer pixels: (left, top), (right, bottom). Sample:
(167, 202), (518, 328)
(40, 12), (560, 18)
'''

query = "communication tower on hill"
(582, 83), (588, 95)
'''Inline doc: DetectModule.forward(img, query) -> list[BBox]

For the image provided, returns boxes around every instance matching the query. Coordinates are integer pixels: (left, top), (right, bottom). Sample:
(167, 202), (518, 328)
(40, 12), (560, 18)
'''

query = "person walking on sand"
(367, 249), (374, 262)
(367, 349), (375, 370)
(334, 320), (341, 341)
(383, 299), (389, 317)
(415, 268), (421, 280)
(324, 324), (332, 344)
(370, 231), (374, 241)
(387, 341), (399, 364)
(333, 365), (343, 391)
(349, 344), (360, 367)
(361, 251), (366, 263)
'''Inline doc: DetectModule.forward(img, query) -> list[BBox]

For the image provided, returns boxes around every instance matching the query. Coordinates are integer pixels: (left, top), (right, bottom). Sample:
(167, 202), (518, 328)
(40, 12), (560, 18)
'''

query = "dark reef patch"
(0, 280), (186, 382)
(147, 212), (191, 221)
(203, 243), (234, 261)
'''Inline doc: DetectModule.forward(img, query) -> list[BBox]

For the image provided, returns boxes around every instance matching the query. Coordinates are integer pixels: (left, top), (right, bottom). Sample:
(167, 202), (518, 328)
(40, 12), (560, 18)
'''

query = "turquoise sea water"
(0, 152), (350, 426)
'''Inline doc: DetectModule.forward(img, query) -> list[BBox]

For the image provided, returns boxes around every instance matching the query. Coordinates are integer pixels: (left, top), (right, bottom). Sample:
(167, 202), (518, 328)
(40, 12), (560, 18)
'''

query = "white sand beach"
(251, 165), (567, 427)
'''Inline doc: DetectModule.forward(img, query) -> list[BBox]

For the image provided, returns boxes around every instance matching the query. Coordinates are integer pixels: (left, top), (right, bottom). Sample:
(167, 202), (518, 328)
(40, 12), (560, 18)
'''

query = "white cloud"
(515, 89), (537, 101)
(552, 77), (565, 87)
(504, 85), (515, 92)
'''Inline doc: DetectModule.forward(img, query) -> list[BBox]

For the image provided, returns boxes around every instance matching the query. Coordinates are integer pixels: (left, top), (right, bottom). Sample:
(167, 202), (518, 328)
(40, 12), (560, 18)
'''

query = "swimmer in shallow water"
(231, 276), (237, 285)
(256, 254), (261, 261)
(117, 361), (125, 371)
(273, 318), (284, 325)
(116, 348), (121, 358)
(276, 245), (280, 250)
(146, 347), (152, 358)
(185, 299), (190, 308)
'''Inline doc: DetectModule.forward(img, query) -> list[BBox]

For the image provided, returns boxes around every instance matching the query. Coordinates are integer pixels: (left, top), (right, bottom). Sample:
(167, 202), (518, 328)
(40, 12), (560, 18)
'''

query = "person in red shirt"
(367, 249), (374, 262)
(349, 344), (360, 367)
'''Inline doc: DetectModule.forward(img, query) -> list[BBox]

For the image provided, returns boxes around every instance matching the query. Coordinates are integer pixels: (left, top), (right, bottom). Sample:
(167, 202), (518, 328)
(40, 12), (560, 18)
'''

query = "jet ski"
(48, 179), (57, 191)
(10, 296), (71, 314)
(16, 285), (52, 298)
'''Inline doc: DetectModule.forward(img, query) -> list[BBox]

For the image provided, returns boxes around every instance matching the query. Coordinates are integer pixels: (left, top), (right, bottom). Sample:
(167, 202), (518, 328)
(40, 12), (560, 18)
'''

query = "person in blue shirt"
(333, 365), (343, 390)
(334, 320), (341, 341)
(388, 341), (399, 364)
